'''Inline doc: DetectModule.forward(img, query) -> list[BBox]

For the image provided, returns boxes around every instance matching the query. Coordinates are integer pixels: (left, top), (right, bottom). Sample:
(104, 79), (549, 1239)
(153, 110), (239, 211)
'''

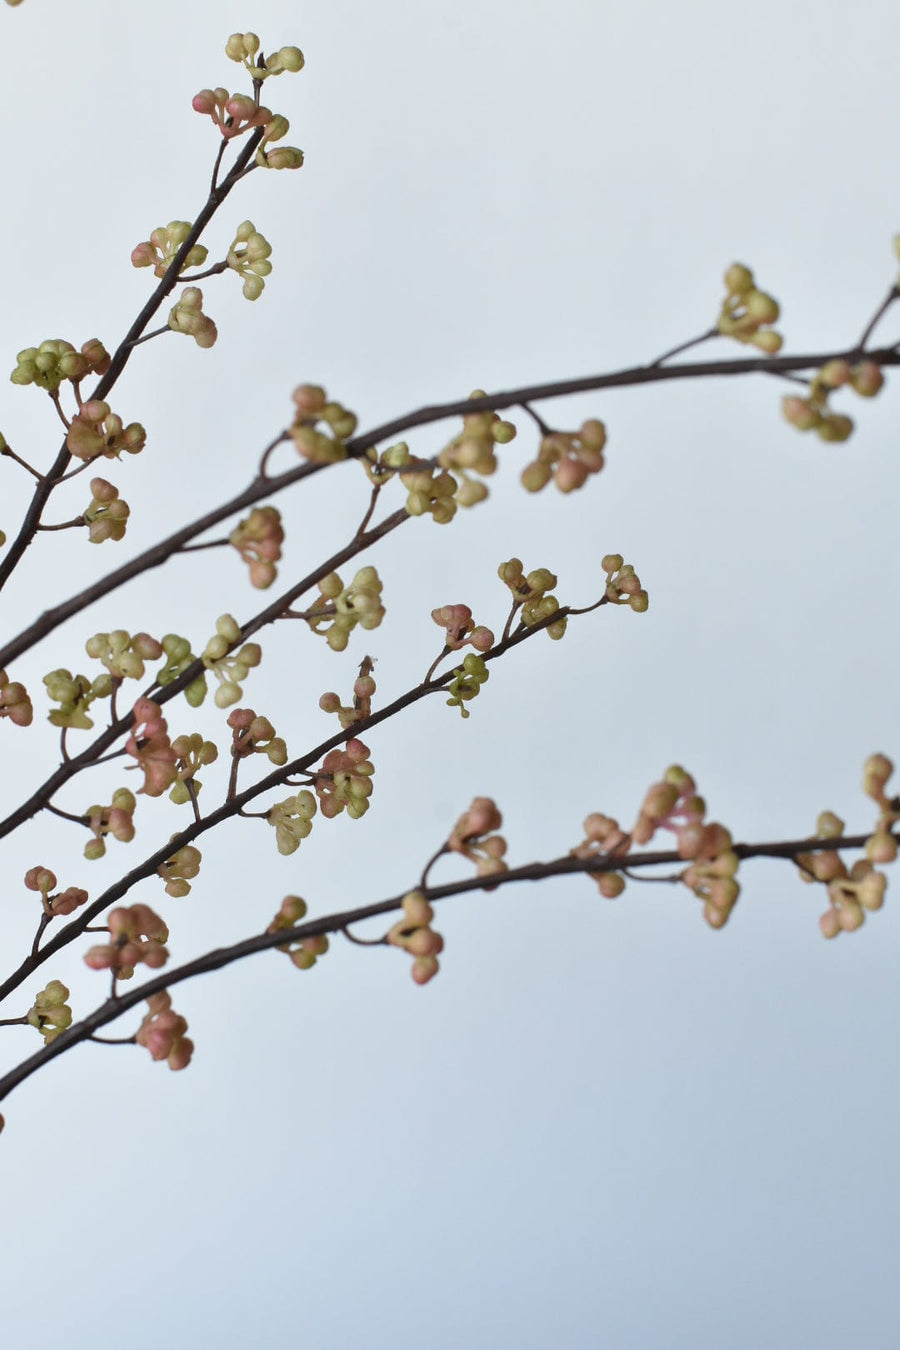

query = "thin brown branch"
(0, 824), (891, 1105)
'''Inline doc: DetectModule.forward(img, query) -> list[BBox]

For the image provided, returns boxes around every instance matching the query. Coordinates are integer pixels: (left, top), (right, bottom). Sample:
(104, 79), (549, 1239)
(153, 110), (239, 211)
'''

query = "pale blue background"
(0, 2), (898, 1347)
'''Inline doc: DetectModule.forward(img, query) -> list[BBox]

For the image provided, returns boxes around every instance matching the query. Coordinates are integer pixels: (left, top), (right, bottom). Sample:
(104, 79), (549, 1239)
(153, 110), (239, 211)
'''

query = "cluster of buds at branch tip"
(84, 904), (169, 980)
(431, 604), (494, 656)
(168, 287), (217, 348)
(229, 505), (284, 588)
(497, 558), (568, 638)
(437, 389), (517, 506)
(315, 738), (375, 820)
(169, 732), (218, 805)
(268, 791), (317, 855)
(43, 667), (111, 730)
(717, 263), (783, 352)
(227, 221), (273, 299)
(267, 895), (329, 970)
(227, 708), (287, 765)
(202, 614), (261, 707)
(157, 842), (203, 898)
(10, 338), (109, 392)
(521, 418), (607, 494)
(84, 478), (129, 543)
(155, 634), (208, 708)
(319, 657), (377, 730)
(0, 668), (32, 726)
(400, 460), (460, 523)
(136, 991), (193, 1070)
(27, 981), (72, 1045)
(24, 866), (88, 917)
(67, 400), (146, 463)
(290, 385), (357, 463)
(445, 654), (489, 717)
(84, 789), (136, 860)
(225, 32), (305, 80)
(306, 567), (385, 652)
(388, 891), (444, 985)
(86, 630), (162, 681)
(448, 798), (508, 879)
(191, 87), (272, 139)
(635, 766), (740, 927)
(782, 359), (884, 443)
(131, 222), (209, 279)
(797, 755), (896, 937)
(601, 554), (649, 612)
(254, 114), (304, 171)
(571, 814), (630, 898)
(125, 697), (179, 797)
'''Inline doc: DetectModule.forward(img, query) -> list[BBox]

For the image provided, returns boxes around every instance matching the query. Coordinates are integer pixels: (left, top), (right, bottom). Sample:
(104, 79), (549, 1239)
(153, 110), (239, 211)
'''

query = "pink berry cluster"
(315, 738), (375, 820)
(26, 981), (73, 1045)
(229, 507), (284, 585)
(290, 384), (358, 463)
(24, 866), (88, 917)
(782, 359), (884, 443)
(0, 668), (32, 726)
(601, 554), (649, 612)
(319, 658), (377, 730)
(157, 843), (203, 898)
(67, 399), (146, 463)
(635, 766), (740, 927)
(388, 891), (444, 985)
(447, 798), (508, 878)
(84, 478), (130, 544)
(431, 604), (494, 656)
(126, 697), (180, 797)
(136, 991), (194, 1070)
(84, 789), (137, 860)
(131, 221), (210, 279)
(267, 895), (329, 970)
(84, 904), (169, 979)
(227, 708), (287, 767)
(798, 755), (895, 938)
(716, 263), (783, 353)
(571, 814), (629, 898)
(521, 418), (607, 494)
(307, 567), (385, 652)
(437, 389), (517, 505)
(497, 558), (568, 639)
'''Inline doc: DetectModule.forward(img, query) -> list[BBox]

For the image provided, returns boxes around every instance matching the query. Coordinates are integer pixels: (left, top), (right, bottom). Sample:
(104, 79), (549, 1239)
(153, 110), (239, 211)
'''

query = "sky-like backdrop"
(1, 2), (899, 1347)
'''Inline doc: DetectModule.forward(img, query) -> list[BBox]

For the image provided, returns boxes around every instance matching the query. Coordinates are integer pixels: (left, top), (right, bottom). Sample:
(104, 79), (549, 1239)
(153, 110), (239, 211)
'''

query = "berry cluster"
(319, 659), (377, 731)
(201, 614), (262, 707)
(388, 891), (444, 985)
(168, 287), (217, 348)
(136, 992), (193, 1070)
(447, 798), (508, 878)
(131, 221), (210, 279)
(521, 418), (607, 494)
(84, 789), (137, 860)
(782, 359), (884, 443)
(84, 904), (169, 979)
(290, 384), (357, 463)
(24, 866), (88, 918)
(497, 558), (568, 638)
(307, 567), (385, 652)
(26, 982), (72, 1045)
(716, 263), (783, 352)
(314, 738), (375, 820)
(157, 843), (203, 898)
(267, 895), (329, 970)
(0, 668), (32, 726)
(84, 478), (130, 544)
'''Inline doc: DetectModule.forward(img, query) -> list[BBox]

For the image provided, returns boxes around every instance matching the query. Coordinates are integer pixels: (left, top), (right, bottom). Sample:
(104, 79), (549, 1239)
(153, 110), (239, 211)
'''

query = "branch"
(0, 825), (888, 1106)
